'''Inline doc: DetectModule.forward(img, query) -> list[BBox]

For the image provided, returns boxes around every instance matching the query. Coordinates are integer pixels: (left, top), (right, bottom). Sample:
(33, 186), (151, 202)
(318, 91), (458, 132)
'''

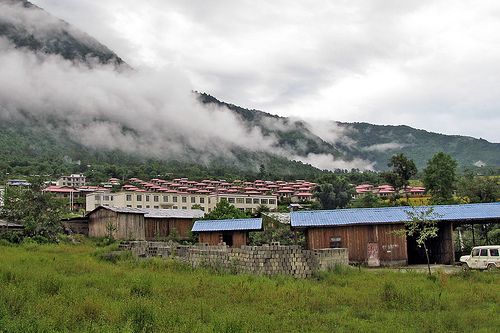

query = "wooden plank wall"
(231, 232), (248, 248)
(144, 218), (194, 240)
(199, 232), (222, 245)
(306, 224), (407, 264)
(89, 209), (145, 240)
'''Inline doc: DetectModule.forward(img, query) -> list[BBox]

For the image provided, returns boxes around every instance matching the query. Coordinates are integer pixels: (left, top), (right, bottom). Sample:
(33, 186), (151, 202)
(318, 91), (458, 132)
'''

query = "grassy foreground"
(0, 240), (499, 333)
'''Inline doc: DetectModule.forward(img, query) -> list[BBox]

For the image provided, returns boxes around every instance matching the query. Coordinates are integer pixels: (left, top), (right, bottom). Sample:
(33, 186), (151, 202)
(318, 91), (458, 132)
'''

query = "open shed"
(87, 206), (204, 240)
(192, 218), (263, 247)
(291, 202), (500, 266)
(0, 219), (24, 234)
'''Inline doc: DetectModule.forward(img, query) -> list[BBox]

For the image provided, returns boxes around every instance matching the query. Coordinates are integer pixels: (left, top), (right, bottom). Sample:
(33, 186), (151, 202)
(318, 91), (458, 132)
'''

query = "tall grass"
(0, 241), (498, 332)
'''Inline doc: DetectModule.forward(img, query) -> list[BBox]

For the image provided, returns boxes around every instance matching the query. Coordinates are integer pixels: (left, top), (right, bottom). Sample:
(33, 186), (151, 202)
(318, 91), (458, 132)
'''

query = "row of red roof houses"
(123, 177), (316, 200)
(354, 184), (426, 198)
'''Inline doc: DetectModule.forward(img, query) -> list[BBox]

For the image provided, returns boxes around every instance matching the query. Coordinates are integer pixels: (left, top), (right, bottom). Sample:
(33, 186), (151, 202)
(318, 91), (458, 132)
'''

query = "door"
(469, 248), (480, 268)
(367, 242), (380, 267)
(478, 248), (489, 269)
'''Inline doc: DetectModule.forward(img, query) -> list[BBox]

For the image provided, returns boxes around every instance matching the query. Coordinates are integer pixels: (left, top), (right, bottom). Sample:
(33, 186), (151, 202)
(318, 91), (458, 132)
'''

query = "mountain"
(198, 94), (500, 170)
(0, 0), (498, 182)
(0, 0), (124, 65)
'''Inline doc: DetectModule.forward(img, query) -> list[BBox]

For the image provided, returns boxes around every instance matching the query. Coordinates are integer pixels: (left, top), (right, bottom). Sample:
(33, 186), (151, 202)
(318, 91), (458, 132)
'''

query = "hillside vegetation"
(0, 241), (499, 332)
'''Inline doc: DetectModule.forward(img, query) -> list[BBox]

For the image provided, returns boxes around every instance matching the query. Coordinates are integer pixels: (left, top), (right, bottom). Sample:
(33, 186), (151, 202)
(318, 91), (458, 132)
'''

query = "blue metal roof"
(291, 202), (500, 228)
(192, 218), (262, 232)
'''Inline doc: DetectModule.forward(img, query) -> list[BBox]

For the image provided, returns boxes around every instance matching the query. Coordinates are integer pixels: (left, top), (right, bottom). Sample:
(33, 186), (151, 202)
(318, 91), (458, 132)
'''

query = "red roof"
(44, 186), (77, 193)
(295, 192), (313, 196)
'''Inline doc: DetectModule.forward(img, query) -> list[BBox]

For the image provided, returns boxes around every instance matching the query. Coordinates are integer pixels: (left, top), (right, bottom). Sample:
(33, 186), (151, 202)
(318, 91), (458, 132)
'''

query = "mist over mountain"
(0, 0), (498, 179)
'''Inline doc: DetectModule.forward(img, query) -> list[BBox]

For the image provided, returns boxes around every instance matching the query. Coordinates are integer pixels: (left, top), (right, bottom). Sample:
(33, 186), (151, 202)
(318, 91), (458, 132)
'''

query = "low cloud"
(293, 153), (375, 171)
(362, 142), (406, 152)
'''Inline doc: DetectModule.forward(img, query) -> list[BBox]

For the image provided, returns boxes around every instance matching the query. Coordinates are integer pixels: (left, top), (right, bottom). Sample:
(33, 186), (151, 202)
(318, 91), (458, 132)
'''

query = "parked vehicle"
(460, 245), (500, 271)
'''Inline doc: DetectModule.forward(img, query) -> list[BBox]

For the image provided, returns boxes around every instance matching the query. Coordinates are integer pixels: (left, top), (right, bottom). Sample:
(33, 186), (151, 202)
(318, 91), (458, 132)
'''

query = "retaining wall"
(120, 241), (348, 278)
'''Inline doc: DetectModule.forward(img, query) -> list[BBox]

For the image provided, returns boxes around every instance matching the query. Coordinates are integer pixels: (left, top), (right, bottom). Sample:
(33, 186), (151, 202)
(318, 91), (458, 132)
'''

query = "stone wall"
(120, 241), (348, 278)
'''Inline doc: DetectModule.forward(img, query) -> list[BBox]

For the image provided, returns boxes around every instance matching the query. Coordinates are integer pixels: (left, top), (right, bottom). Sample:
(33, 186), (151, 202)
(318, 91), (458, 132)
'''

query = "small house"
(192, 218), (263, 247)
(87, 206), (204, 240)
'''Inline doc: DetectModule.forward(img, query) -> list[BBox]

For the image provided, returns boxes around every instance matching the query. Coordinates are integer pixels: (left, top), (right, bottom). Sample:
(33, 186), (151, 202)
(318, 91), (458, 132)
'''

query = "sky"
(28, 0), (500, 143)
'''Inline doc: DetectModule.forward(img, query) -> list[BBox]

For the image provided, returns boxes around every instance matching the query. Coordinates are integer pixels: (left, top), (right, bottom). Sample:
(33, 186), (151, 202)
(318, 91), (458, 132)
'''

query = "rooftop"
(192, 218), (263, 232)
(291, 202), (500, 228)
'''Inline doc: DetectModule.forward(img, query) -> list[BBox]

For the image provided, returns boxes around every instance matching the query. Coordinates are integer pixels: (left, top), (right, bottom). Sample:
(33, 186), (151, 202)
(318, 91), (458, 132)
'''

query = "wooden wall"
(144, 218), (194, 240)
(88, 209), (145, 240)
(198, 231), (248, 248)
(305, 224), (407, 265)
(199, 232), (222, 245)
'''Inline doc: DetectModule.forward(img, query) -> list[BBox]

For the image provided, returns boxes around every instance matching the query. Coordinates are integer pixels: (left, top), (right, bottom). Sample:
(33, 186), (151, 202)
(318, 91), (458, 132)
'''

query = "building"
(192, 218), (263, 247)
(56, 174), (86, 187)
(86, 191), (278, 213)
(291, 202), (500, 266)
(43, 185), (109, 211)
(87, 206), (204, 240)
(0, 219), (24, 234)
(354, 183), (426, 198)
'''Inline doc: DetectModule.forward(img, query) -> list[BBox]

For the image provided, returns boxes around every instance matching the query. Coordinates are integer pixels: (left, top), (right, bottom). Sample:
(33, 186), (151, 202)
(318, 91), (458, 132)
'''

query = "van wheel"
(486, 264), (497, 272)
(462, 264), (470, 271)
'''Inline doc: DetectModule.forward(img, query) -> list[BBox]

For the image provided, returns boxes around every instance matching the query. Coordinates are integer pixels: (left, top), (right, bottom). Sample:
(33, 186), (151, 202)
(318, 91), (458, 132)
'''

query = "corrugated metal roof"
(291, 202), (500, 228)
(143, 209), (204, 219)
(87, 206), (204, 219)
(192, 218), (262, 232)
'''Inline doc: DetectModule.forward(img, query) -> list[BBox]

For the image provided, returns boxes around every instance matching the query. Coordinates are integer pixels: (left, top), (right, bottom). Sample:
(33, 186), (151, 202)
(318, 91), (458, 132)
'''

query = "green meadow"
(0, 240), (499, 333)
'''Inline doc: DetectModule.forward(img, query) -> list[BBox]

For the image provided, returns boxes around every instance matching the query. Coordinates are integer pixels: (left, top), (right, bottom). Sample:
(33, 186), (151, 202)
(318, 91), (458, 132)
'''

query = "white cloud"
(31, 0), (500, 142)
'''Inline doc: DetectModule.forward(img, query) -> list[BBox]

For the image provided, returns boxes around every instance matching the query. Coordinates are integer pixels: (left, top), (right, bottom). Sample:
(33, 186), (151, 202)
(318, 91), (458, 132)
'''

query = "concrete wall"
(120, 241), (348, 278)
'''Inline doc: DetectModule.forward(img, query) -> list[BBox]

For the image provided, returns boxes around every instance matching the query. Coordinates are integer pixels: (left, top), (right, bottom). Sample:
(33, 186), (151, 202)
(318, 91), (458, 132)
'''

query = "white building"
(86, 191), (278, 214)
(56, 174), (86, 187)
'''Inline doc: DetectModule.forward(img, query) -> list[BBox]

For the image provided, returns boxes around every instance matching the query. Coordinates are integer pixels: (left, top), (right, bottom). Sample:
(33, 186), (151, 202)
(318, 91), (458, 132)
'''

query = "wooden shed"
(0, 219), (24, 234)
(291, 203), (500, 266)
(87, 206), (204, 240)
(192, 218), (263, 248)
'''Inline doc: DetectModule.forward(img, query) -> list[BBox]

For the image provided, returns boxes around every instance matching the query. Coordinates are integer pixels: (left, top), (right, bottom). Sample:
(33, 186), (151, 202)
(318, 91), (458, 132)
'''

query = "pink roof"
(277, 190), (294, 193)
(295, 192), (313, 196)
(196, 190), (210, 194)
(245, 191), (261, 195)
(44, 186), (77, 193)
(227, 189), (239, 193)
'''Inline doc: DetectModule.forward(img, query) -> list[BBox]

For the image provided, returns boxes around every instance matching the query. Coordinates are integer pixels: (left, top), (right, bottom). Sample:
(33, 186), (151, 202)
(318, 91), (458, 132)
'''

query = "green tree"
(423, 152), (458, 204)
(0, 179), (66, 242)
(457, 171), (499, 203)
(350, 192), (384, 208)
(395, 207), (440, 276)
(383, 153), (417, 200)
(314, 176), (354, 209)
(203, 200), (248, 220)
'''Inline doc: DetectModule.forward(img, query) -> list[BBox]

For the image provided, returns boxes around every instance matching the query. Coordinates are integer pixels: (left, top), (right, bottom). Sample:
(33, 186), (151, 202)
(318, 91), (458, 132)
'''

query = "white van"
(460, 245), (500, 271)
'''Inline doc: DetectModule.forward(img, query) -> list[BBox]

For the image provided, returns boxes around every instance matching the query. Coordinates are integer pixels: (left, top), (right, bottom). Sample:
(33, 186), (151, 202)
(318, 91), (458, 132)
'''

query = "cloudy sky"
(31, 0), (500, 142)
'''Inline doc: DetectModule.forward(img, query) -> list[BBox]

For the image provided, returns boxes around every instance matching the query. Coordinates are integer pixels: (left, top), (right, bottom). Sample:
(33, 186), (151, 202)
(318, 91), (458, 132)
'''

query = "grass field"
(0, 240), (499, 333)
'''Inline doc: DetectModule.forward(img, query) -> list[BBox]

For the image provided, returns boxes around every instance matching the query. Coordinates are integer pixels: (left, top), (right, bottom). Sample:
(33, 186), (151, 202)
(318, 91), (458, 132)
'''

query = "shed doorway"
(222, 233), (233, 247)
(406, 222), (454, 265)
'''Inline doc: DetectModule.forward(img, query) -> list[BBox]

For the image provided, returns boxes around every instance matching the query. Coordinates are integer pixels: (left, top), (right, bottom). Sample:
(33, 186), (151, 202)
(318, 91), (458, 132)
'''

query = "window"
(137, 195), (142, 201)
(182, 206), (187, 210)
(238, 208), (244, 212)
(146, 205), (150, 208)
(480, 249), (488, 257)
(227, 198), (235, 203)
(472, 249), (480, 256)
(236, 198), (244, 204)
(260, 199), (268, 204)
(154, 196), (159, 202)
(330, 237), (342, 248)
(154, 206), (159, 209)
(490, 249), (499, 257)
(95, 195), (100, 200)
(163, 195), (168, 202)
(253, 199), (259, 204)
(127, 205), (132, 208)
(103, 195), (109, 201)
(137, 205), (142, 208)
(173, 196), (178, 203)
(269, 199), (276, 205)
(245, 198), (252, 204)
(182, 197), (187, 203)
(146, 195), (150, 202)
(220, 198), (227, 202)
(191, 197), (196, 203)
(199, 197), (205, 204)
(173, 205), (178, 209)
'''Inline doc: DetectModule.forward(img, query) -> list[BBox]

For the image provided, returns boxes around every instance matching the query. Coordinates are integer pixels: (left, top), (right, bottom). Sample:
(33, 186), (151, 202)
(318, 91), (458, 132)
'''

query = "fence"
(120, 241), (348, 278)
